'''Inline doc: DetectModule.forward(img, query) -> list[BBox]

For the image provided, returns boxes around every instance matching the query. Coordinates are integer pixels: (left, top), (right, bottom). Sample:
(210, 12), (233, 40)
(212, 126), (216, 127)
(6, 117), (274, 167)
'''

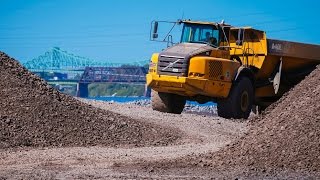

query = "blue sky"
(0, 0), (319, 63)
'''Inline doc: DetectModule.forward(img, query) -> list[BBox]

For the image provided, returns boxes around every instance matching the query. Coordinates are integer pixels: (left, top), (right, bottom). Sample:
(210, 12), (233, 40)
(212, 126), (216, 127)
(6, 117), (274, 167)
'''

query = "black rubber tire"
(151, 90), (186, 114)
(217, 77), (253, 119)
(171, 94), (186, 114)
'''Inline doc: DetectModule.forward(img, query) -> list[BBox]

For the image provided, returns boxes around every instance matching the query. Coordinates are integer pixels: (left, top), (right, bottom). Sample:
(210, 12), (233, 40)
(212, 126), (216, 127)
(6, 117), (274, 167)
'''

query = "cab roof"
(180, 19), (231, 27)
(179, 19), (264, 31)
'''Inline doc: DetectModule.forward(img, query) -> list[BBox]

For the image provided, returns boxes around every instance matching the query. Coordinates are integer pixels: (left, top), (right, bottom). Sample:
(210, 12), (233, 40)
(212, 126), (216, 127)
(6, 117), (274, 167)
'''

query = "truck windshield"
(181, 23), (219, 47)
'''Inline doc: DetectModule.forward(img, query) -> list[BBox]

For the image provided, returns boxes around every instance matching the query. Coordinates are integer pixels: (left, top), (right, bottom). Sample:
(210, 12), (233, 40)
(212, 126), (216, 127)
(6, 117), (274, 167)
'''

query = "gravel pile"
(0, 52), (182, 149)
(190, 65), (320, 174)
(143, 65), (320, 177)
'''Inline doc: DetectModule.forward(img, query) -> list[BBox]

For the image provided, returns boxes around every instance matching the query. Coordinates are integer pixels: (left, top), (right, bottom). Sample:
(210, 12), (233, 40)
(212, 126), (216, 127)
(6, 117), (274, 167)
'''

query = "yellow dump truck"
(146, 20), (320, 119)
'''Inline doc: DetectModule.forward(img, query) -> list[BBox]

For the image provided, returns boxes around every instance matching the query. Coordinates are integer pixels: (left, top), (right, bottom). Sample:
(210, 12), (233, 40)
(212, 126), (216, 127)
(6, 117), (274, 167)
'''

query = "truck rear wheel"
(151, 90), (186, 114)
(217, 77), (253, 119)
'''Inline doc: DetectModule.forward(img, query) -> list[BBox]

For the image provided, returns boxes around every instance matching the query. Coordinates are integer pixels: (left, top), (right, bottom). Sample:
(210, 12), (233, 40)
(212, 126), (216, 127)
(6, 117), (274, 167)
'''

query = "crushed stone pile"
(145, 65), (320, 177)
(195, 65), (320, 174)
(0, 52), (181, 149)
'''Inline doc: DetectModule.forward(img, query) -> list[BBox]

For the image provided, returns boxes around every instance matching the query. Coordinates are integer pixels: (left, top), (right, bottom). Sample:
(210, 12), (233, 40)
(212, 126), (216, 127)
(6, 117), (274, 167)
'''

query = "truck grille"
(208, 61), (223, 79)
(157, 55), (188, 76)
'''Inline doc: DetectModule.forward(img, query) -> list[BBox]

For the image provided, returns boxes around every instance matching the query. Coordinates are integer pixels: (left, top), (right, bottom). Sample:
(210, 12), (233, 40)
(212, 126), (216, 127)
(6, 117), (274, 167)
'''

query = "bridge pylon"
(77, 83), (89, 98)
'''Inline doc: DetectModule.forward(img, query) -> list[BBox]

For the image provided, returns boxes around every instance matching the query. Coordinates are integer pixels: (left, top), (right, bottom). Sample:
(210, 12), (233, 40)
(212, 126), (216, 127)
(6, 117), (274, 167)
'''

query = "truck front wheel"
(217, 77), (253, 119)
(151, 90), (186, 114)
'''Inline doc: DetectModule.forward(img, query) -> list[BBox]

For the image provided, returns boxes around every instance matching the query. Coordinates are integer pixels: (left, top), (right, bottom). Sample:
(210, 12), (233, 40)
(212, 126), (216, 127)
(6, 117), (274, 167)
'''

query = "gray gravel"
(0, 99), (248, 179)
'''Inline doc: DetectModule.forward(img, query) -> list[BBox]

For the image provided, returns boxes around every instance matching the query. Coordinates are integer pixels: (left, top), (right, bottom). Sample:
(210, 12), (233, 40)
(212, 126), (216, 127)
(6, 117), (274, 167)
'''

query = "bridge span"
(24, 47), (150, 97)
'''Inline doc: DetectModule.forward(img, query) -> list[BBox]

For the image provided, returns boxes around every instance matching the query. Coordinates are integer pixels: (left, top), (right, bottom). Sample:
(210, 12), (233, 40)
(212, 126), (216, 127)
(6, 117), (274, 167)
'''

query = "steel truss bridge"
(24, 47), (148, 70)
(23, 47), (150, 97)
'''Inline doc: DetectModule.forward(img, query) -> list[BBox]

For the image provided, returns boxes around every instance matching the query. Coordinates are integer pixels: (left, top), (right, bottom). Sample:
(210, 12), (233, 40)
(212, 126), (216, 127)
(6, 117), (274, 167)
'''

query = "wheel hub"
(240, 91), (249, 112)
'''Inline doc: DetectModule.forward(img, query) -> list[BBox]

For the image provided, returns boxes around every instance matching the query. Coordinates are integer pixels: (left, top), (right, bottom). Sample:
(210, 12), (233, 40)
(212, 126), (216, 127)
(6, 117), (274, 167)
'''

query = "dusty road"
(0, 100), (248, 179)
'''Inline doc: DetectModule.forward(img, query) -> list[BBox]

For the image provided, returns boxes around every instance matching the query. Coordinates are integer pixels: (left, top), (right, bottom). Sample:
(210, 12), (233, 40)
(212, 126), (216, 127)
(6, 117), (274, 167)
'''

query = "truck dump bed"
(267, 39), (320, 61)
(255, 39), (320, 102)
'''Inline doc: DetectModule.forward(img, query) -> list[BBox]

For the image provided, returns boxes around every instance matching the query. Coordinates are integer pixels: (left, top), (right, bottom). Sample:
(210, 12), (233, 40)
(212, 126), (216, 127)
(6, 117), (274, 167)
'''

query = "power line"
(267, 27), (303, 33)
(0, 12), (272, 33)
(0, 29), (178, 40)
(0, 40), (160, 48)
(194, 11), (271, 22)
(248, 18), (294, 27)
(0, 22), (151, 31)
(0, 32), (149, 40)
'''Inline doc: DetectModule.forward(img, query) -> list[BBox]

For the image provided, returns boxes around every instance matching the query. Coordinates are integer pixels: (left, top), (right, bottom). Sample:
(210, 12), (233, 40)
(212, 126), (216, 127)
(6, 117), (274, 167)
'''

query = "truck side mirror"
(152, 21), (159, 39)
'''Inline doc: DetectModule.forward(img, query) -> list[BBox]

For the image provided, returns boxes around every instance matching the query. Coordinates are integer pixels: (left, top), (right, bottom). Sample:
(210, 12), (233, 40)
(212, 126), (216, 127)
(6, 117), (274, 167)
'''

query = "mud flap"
(272, 58), (282, 94)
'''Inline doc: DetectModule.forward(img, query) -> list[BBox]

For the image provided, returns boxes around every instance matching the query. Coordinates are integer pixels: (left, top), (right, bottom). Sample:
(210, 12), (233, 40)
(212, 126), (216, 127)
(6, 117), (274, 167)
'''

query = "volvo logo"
(162, 59), (181, 71)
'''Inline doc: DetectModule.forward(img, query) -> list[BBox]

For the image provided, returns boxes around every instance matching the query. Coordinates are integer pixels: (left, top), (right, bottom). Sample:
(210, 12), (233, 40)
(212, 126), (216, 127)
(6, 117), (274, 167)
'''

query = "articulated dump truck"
(146, 20), (320, 119)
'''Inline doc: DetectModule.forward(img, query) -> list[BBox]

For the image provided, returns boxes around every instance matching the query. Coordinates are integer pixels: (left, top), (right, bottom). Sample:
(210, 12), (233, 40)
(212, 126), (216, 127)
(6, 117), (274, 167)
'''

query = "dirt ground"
(0, 101), (248, 179)
(1, 52), (319, 179)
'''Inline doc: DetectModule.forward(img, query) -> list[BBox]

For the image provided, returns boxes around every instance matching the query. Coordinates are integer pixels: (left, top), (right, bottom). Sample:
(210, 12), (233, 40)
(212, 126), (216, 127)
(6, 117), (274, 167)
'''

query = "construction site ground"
(0, 100), (249, 179)
(1, 52), (319, 179)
